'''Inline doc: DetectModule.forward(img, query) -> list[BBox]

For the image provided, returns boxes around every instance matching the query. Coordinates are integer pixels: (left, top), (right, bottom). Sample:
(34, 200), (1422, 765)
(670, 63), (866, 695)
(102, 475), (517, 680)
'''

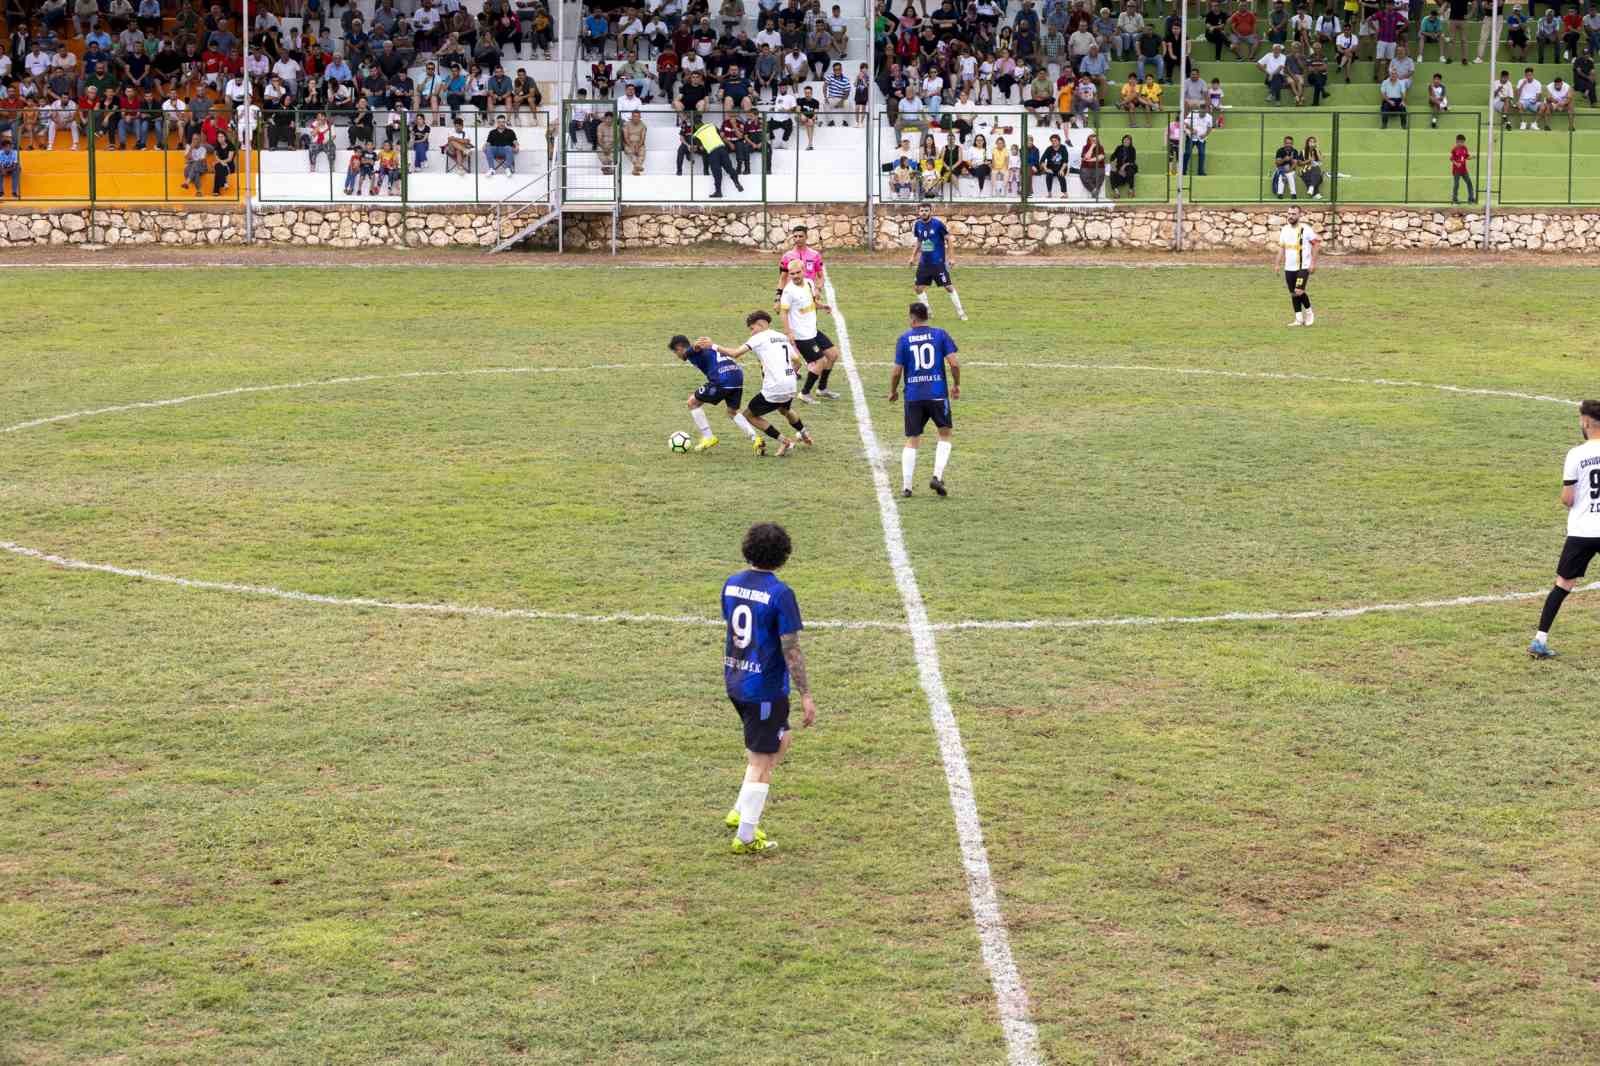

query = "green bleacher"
(1057, 44), (1600, 204)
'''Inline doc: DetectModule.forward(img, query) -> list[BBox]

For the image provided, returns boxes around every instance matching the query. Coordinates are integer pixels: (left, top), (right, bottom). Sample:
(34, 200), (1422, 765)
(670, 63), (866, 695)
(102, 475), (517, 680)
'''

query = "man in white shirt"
(782, 47), (808, 83)
(1334, 28), (1359, 80)
(1258, 43), (1288, 102)
(755, 24), (782, 50)
(714, 310), (812, 456)
(1515, 67), (1544, 129)
(1182, 108), (1213, 175)
(272, 55), (302, 94)
(224, 73), (250, 109)
(1492, 69), (1516, 129)
(778, 259), (840, 403)
(680, 51), (707, 77)
(616, 82), (644, 116)
(44, 93), (80, 149)
(1545, 76), (1574, 130)
(1275, 205), (1320, 327)
(246, 47), (270, 79)
(25, 44), (53, 79)
(1529, 398), (1600, 658)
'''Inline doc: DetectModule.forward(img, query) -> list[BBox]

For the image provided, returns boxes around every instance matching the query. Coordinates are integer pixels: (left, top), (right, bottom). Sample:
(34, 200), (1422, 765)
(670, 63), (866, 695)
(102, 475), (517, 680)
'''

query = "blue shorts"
(694, 382), (743, 408)
(904, 397), (952, 437)
(731, 696), (791, 754)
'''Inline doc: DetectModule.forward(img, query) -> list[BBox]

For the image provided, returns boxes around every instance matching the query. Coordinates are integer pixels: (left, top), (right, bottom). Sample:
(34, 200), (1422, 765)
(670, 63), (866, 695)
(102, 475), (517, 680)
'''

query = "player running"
(712, 310), (815, 457)
(1529, 399), (1600, 659)
(887, 302), (961, 498)
(779, 259), (843, 404)
(909, 203), (968, 322)
(669, 333), (760, 452)
(1277, 205), (1320, 327)
(721, 521), (817, 854)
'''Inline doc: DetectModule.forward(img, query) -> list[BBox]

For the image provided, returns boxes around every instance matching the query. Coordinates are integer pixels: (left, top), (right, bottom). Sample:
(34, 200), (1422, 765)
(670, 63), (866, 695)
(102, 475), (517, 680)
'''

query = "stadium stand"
(0, 0), (1595, 206)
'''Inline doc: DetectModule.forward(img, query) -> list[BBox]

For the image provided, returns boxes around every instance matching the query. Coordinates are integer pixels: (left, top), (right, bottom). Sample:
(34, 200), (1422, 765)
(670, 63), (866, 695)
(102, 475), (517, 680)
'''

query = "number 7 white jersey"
(1563, 438), (1600, 537)
(748, 328), (798, 402)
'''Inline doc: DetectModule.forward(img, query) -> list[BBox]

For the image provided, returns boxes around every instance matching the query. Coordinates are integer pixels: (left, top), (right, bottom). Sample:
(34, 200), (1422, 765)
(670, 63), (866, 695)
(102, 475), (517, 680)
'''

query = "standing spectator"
(1446, 0), (1471, 64)
(308, 112), (337, 171)
(824, 61), (851, 124)
(1183, 105), (1212, 175)
(411, 112), (432, 169)
(854, 62), (871, 125)
(212, 128), (235, 195)
(1372, 0), (1407, 79)
(484, 113), (518, 173)
(622, 109), (647, 174)
(694, 117), (743, 196)
(1449, 132), (1475, 202)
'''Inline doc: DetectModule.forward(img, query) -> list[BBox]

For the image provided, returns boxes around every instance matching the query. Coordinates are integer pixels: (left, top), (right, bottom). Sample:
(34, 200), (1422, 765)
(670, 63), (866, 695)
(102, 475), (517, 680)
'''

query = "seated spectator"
(1039, 132), (1068, 195)
(0, 134), (18, 198)
(582, 8), (611, 58)
(569, 88), (599, 146)
(796, 84), (820, 148)
(1136, 26), (1164, 81)
(1388, 43), (1415, 94)
(1265, 0), (1290, 47)
(770, 83), (798, 143)
(1299, 135), (1324, 198)
(1515, 66), (1544, 128)
(1079, 43), (1110, 96)
(1119, 71), (1145, 123)
(1575, 47), (1597, 107)
(444, 118), (474, 172)
(181, 132), (209, 192)
(1283, 41), (1309, 105)
(1271, 134), (1300, 197)
(1427, 72), (1449, 126)
(1547, 75), (1575, 129)
(1379, 71), (1408, 127)
(1071, 73), (1100, 123)
(1025, 69), (1055, 120)
(1417, 5), (1444, 61)
(1229, 1), (1262, 59)
(1079, 132), (1105, 198)
(1108, 133), (1137, 196)
(1259, 42), (1288, 102)
(485, 113), (518, 173)
(1536, 6), (1562, 63)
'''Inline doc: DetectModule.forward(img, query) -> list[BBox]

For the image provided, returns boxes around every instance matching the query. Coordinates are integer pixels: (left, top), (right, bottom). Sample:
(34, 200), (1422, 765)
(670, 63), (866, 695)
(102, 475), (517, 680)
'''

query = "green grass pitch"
(3, 258), (1599, 1065)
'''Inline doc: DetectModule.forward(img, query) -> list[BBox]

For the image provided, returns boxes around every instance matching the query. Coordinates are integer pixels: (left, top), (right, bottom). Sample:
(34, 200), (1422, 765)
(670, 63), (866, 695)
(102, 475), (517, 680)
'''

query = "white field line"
(824, 280), (1043, 1066)
(855, 361), (1579, 408)
(2, 537), (1583, 632)
(0, 363), (680, 435)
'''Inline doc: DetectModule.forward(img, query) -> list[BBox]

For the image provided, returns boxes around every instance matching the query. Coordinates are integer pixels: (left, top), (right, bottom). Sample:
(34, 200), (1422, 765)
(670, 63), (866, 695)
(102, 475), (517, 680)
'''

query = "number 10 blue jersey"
(894, 326), (958, 403)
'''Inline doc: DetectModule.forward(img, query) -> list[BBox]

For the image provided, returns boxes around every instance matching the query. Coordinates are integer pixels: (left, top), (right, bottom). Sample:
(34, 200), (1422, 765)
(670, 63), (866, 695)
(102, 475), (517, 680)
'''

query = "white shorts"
(1375, 39), (1397, 59)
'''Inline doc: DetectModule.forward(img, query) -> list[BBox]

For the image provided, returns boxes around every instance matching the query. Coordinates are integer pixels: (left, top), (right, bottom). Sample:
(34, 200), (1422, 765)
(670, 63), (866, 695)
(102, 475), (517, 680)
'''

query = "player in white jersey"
(779, 260), (842, 404)
(1529, 399), (1600, 658)
(711, 310), (815, 457)
(1276, 205), (1320, 327)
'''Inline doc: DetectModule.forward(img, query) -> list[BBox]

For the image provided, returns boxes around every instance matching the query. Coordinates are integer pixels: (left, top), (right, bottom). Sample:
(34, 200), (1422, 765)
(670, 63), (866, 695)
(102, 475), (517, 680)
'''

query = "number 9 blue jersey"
(895, 326), (959, 403)
(722, 568), (804, 702)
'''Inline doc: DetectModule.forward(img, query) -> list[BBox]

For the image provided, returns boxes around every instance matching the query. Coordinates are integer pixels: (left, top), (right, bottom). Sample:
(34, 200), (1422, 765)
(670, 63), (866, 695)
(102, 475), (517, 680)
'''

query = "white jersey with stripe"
(748, 328), (799, 401)
(780, 279), (820, 341)
(1279, 222), (1318, 271)
(1563, 438), (1600, 537)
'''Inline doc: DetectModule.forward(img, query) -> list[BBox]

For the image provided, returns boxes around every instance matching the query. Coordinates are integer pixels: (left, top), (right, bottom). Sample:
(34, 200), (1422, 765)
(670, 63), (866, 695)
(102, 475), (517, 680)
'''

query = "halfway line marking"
(825, 279), (1042, 1066)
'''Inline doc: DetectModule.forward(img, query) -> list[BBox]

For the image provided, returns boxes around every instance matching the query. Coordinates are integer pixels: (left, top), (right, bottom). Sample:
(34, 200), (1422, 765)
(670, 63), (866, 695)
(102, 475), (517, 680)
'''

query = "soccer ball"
(669, 431), (692, 453)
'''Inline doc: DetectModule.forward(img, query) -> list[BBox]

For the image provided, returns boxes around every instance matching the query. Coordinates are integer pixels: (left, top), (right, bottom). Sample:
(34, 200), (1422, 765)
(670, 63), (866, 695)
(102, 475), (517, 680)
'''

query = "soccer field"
(4, 258), (1600, 1065)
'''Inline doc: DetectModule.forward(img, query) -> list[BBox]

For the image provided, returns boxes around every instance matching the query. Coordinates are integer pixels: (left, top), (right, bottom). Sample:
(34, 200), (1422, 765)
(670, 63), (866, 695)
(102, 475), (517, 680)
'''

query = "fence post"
(1568, 122), (1574, 205)
(400, 120), (410, 247)
(1329, 111), (1340, 248)
(1257, 110), (1265, 202)
(88, 113), (97, 210)
(1403, 113), (1411, 203)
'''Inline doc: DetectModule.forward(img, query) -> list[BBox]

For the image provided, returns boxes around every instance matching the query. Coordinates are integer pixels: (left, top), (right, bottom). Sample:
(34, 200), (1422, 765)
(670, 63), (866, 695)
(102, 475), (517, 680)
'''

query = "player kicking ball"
(887, 302), (961, 498)
(711, 310), (814, 457)
(1277, 205), (1320, 327)
(1529, 399), (1600, 659)
(670, 334), (761, 452)
(779, 260), (843, 405)
(910, 203), (968, 322)
(721, 522), (817, 854)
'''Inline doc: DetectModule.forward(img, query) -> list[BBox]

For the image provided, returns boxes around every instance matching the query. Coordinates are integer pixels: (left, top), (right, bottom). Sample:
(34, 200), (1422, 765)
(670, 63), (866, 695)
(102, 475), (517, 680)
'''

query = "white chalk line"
(0, 358), (1581, 640)
(826, 280), (1042, 1066)
(0, 363), (681, 435)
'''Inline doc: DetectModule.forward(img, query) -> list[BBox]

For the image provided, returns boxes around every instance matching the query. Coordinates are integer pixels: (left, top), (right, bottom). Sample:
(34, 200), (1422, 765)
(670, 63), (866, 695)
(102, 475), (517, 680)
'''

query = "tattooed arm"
(781, 631), (817, 727)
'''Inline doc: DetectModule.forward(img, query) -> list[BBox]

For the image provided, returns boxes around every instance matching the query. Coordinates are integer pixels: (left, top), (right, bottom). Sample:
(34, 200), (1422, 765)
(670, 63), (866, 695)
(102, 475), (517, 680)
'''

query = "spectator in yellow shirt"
(1140, 74), (1164, 109)
(1119, 72), (1145, 124)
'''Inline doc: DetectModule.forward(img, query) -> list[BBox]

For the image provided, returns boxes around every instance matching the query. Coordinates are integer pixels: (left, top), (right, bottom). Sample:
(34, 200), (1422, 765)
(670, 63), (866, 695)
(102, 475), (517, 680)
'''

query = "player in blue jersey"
(670, 334), (760, 452)
(887, 302), (961, 498)
(909, 202), (968, 321)
(721, 522), (817, 854)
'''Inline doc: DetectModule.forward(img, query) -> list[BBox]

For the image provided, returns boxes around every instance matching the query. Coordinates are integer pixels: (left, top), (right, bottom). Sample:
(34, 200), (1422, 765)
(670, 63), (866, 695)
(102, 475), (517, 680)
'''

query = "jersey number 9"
(730, 603), (754, 649)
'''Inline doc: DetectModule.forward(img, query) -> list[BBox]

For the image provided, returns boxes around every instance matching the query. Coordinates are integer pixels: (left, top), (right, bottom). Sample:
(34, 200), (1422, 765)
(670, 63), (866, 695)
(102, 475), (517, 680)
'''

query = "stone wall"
(3, 202), (1599, 253)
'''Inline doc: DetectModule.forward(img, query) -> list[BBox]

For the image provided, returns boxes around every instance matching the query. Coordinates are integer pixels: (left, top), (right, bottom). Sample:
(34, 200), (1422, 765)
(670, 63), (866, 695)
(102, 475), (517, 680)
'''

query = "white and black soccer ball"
(668, 431), (692, 453)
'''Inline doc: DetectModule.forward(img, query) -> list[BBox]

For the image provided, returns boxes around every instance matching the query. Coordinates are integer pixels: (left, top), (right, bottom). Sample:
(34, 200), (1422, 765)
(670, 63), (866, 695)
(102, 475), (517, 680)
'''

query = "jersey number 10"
(911, 342), (937, 371)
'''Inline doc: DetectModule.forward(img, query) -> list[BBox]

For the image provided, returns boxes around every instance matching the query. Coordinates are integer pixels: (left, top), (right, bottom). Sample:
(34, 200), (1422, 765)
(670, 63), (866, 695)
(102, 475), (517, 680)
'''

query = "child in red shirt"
(1450, 134), (1474, 205)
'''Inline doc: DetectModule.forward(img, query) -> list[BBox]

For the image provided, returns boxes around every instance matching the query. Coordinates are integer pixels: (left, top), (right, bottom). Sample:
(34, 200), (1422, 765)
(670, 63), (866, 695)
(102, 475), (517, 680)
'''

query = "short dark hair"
(1581, 399), (1600, 421)
(746, 309), (772, 327)
(791, 224), (807, 234)
(667, 333), (691, 351)
(742, 522), (793, 570)
(909, 302), (929, 322)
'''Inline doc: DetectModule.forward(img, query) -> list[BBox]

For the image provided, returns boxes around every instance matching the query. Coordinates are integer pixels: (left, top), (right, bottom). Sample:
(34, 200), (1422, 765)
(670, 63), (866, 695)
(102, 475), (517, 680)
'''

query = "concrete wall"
(3, 203), (1599, 253)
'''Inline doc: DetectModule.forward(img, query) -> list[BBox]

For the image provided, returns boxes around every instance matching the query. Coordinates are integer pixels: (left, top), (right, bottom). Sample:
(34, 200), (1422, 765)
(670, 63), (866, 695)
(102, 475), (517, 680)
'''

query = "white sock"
(690, 406), (712, 438)
(901, 446), (917, 490)
(1536, 630), (1550, 644)
(933, 440), (952, 479)
(1305, 308), (1315, 324)
(914, 291), (930, 309)
(1294, 310), (1305, 324)
(732, 412), (758, 440)
(948, 289), (965, 315)
(737, 781), (769, 843)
